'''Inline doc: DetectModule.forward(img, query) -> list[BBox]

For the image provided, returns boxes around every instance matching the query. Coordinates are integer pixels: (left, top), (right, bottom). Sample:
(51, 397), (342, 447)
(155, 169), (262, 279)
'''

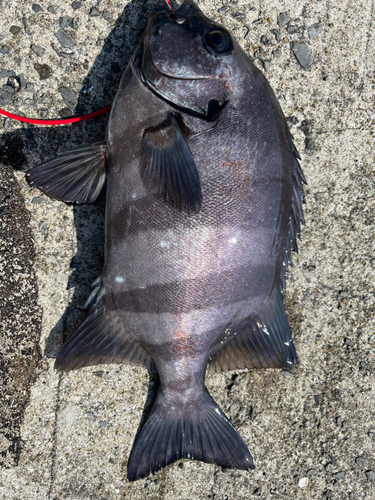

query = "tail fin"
(127, 389), (254, 481)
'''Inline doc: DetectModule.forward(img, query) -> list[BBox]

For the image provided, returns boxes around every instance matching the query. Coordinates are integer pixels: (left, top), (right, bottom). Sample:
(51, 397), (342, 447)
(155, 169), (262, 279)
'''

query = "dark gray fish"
(26, 0), (306, 481)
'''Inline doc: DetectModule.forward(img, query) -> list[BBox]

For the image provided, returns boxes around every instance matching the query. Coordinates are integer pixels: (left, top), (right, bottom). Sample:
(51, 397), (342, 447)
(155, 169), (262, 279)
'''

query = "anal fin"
(55, 279), (151, 371)
(207, 289), (297, 374)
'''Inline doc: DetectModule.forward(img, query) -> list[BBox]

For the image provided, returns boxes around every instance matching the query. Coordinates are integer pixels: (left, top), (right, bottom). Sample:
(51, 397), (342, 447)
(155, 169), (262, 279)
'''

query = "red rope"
(0, 0), (173, 126)
(0, 105), (111, 125)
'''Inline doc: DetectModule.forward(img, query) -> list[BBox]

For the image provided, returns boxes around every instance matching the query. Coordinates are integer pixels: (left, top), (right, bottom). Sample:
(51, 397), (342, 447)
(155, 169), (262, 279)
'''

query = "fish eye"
(206, 30), (229, 53)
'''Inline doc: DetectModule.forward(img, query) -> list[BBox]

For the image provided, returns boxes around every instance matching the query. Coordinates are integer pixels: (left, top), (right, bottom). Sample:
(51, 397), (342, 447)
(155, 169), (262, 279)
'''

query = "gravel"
(291, 42), (313, 69)
(307, 23), (321, 39)
(277, 13), (290, 28)
(30, 45), (45, 57)
(55, 29), (76, 48)
(58, 87), (78, 109)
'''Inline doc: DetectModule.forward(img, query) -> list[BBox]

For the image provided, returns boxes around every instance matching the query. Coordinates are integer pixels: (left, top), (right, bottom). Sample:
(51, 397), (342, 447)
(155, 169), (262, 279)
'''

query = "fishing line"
(0, 0), (174, 126)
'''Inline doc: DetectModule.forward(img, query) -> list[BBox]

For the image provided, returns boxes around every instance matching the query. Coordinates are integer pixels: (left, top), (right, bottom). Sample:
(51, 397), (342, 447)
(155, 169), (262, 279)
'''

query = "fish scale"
(26, 0), (305, 481)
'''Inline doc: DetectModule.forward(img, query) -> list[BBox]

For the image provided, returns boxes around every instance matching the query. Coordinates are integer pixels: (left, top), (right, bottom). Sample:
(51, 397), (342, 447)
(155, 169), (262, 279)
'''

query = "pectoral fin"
(26, 141), (107, 204)
(141, 115), (202, 212)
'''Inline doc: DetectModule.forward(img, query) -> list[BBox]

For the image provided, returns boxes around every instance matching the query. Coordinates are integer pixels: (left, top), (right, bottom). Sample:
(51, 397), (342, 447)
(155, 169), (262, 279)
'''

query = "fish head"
(140, 0), (236, 118)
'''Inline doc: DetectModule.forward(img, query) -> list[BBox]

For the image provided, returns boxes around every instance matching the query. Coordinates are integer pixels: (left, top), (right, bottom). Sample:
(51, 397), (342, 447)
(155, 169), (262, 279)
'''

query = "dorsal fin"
(280, 133), (306, 289)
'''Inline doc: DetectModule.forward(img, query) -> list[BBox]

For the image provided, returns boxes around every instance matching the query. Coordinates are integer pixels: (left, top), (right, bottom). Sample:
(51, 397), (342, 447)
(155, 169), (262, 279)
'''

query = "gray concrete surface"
(0, 0), (374, 499)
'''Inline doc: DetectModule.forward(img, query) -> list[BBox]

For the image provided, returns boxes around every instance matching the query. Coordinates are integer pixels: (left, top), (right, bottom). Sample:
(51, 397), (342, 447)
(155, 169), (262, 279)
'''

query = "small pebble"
(59, 107), (72, 118)
(281, 369), (292, 377)
(31, 44), (45, 56)
(218, 6), (229, 15)
(260, 35), (269, 45)
(59, 87), (78, 109)
(59, 17), (76, 29)
(298, 477), (308, 488)
(307, 23), (320, 39)
(47, 6), (56, 14)
(287, 25), (300, 34)
(102, 9), (113, 22)
(270, 29), (281, 41)
(232, 12), (246, 20)
(359, 361), (370, 370)
(355, 457), (364, 465)
(26, 82), (35, 92)
(325, 463), (334, 471)
(3, 118), (11, 130)
(38, 221), (48, 235)
(0, 90), (13, 105)
(252, 19), (263, 25)
(108, 457), (115, 464)
(277, 13), (289, 28)
(89, 7), (100, 17)
(31, 197), (45, 205)
(0, 69), (16, 79)
(365, 470), (375, 481)
(307, 469), (317, 476)
(99, 420), (107, 428)
(252, 488), (261, 496)
(291, 42), (313, 69)
(10, 26), (22, 36)
(0, 45), (10, 54)
(24, 98), (35, 107)
(332, 471), (344, 479)
(55, 29), (76, 48)
(34, 63), (52, 80)
(72, 1), (81, 9)
(32, 3), (42, 12)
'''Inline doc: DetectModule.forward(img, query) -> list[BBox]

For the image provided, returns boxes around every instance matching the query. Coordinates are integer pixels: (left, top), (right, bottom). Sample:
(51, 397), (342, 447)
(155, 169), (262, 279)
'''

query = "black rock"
(89, 7), (100, 17)
(32, 3), (42, 12)
(59, 87), (78, 109)
(287, 25), (300, 34)
(59, 17), (77, 29)
(253, 488), (261, 496)
(72, 1), (81, 9)
(10, 26), (22, 36)
(291, 42), (313, 69)
(55, 29), (76, 48)
(0, 46), (10, 54)
(307, 23), (320, 39)
(31, 44), (45, 56)
(277, 13), (289, 28)
(34, 63), (52, 80)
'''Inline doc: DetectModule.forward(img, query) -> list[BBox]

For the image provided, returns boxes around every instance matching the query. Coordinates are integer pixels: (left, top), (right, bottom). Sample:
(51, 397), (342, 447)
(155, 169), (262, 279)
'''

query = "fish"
(26, 0), (306, 482)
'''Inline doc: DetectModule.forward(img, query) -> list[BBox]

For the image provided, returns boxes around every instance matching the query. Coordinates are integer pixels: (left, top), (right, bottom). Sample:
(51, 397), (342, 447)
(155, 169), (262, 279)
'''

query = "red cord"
(0, 0), (173, 126)
(0, 105), (111, 125)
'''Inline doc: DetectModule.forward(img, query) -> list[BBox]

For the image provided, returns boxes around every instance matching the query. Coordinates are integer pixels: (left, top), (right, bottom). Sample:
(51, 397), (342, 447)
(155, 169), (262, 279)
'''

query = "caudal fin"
(127, 389), (254, 481)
